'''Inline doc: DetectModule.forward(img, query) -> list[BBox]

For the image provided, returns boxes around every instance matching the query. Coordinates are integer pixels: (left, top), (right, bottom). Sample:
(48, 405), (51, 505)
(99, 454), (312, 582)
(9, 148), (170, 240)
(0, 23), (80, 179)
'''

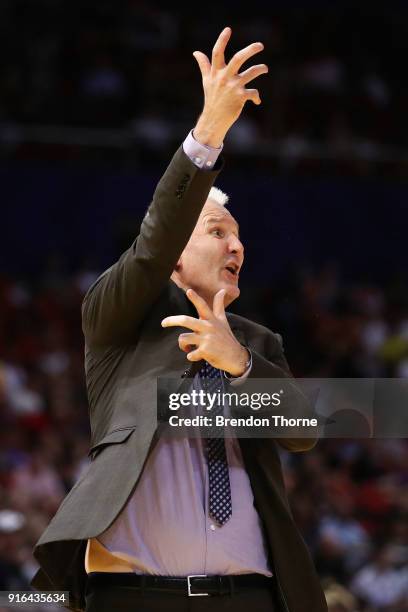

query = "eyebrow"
(205, 216), (240, 235)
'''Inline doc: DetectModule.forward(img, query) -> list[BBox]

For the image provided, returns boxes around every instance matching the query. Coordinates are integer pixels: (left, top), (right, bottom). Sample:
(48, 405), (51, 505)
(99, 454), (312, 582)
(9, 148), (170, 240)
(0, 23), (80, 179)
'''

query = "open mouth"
(224, 263), (239, 278)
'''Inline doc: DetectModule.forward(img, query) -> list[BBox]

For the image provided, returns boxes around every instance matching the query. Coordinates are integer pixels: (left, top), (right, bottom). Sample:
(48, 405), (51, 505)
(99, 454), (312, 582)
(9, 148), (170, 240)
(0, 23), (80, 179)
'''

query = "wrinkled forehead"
(198, 201), (239, 232)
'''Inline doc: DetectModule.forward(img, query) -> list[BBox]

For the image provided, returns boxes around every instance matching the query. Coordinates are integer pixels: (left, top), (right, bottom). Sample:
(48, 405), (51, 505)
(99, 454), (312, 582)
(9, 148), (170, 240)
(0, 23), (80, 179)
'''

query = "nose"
(228, 234), (244, 258)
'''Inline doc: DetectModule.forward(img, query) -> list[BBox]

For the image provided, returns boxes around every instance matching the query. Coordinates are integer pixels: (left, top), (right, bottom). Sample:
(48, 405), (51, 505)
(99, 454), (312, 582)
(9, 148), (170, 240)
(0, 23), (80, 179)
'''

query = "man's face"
(173, 199), (244, 308)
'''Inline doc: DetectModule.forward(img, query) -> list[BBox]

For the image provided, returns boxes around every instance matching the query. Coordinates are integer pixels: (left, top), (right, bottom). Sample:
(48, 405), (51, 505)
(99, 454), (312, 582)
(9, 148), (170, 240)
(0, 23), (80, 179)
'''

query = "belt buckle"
(187, 574), (209, 596)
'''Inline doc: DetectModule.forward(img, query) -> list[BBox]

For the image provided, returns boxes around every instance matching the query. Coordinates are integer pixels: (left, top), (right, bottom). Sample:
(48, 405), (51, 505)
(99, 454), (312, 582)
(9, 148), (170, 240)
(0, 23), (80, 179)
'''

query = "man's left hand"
(161, 289), (249, 376)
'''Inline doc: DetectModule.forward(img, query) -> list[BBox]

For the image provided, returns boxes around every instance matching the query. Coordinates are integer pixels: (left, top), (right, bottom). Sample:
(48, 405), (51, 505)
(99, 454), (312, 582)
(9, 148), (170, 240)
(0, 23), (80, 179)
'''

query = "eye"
(211, 228), (224, 238)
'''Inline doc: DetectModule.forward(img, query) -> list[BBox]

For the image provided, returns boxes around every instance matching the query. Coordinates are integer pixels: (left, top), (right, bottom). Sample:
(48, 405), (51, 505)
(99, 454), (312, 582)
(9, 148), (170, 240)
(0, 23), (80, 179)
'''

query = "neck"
(170, 272), (213, 309)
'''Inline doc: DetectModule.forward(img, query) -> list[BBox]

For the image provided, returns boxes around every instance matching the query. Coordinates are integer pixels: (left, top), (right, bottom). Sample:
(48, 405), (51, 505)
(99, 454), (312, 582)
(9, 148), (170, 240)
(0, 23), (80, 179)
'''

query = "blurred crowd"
(1, 1), (408, 176)
(0, 262), (407, 611)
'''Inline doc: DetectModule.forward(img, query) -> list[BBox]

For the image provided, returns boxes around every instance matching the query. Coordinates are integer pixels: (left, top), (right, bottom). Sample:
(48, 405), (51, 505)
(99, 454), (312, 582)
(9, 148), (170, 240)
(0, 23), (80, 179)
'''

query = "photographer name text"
(168, 415), (317, 428)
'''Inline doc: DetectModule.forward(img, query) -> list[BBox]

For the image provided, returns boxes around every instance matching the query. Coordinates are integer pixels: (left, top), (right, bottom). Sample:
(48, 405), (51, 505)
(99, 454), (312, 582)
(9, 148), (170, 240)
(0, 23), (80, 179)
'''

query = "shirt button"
(195, 157), (202, 164)
(206, 160), (212, 167)
(210, 524), (216, 531)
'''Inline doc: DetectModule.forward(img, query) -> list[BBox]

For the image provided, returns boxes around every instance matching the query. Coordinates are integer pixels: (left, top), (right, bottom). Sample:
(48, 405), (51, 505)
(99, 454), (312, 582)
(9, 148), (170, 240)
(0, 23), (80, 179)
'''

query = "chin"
(225, 285), (240, 306)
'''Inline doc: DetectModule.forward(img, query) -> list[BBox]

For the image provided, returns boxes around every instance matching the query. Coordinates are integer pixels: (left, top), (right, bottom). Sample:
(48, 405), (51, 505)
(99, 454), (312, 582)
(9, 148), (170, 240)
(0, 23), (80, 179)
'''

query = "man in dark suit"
(32, 27), (327, 612)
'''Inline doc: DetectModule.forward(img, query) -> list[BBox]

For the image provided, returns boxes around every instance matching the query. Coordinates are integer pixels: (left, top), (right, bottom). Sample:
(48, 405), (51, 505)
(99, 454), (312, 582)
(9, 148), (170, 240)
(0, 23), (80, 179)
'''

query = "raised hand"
(161, 288), (250, 376)
(193, 27), (268, 148)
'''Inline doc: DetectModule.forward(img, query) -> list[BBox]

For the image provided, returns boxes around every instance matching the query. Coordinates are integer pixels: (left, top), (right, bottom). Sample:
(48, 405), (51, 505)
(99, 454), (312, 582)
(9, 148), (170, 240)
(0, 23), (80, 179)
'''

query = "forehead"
(198, 201), (239, 231)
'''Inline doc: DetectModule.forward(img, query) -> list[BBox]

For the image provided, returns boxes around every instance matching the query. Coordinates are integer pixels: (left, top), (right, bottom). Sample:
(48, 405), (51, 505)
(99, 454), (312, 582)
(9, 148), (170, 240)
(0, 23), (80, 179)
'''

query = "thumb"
(193, 51), (211, 78)
(213, 289), (227, 320)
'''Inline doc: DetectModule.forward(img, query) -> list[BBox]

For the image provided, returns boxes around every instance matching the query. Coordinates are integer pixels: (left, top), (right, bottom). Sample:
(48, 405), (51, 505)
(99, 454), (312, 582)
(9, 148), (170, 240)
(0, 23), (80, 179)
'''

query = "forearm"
(193, 112), (228, 149)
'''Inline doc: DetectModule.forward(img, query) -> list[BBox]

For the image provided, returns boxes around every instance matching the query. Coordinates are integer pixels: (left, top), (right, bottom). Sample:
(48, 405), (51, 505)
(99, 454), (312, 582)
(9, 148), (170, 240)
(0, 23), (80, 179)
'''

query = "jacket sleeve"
(82, 146), (222, 347)
(248, 333), (319, 453)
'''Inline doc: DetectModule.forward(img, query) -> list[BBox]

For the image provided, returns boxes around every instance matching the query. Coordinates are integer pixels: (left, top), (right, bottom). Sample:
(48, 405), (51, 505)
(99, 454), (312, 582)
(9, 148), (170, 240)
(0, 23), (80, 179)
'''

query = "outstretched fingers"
(186, 288), (213, 320)
(161, 315), (208, 333)
(211, 26), (232, 71)
(244, 88), (261, 106)
(193, 51), (211, 78)
(212, 289), (227, 320)
(227, 42), (264, 75)
(239, 63), (268, 86)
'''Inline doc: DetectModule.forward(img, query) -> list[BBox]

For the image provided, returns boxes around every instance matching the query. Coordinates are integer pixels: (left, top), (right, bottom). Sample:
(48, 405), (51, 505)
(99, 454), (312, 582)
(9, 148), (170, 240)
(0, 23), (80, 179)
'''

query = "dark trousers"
(85, 574), (280, 612)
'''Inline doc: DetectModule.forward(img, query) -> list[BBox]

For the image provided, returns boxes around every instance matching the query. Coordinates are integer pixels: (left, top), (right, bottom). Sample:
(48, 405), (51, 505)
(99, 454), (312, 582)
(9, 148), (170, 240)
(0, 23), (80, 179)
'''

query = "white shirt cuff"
(224, 349), (252, 386)
(182, 129), (223, 170)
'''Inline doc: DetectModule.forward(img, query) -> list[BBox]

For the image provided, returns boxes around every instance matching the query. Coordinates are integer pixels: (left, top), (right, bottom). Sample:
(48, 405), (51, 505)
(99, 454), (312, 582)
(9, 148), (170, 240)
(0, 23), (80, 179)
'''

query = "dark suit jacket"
(31, 147), (328, 612)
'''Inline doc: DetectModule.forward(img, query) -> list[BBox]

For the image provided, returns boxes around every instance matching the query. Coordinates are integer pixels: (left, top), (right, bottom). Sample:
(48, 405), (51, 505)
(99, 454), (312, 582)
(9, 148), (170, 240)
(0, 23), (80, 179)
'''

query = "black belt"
(87, 571), (274, 597)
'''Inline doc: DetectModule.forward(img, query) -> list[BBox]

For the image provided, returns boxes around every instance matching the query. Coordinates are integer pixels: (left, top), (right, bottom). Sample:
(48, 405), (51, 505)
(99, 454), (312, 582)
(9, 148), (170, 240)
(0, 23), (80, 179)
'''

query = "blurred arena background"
(1, 1), (408, 611)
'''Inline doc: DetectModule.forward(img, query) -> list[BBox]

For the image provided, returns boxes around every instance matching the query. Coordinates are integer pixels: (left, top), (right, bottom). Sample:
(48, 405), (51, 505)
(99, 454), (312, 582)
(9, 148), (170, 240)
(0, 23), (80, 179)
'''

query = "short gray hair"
(208, 186), (229, 207)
